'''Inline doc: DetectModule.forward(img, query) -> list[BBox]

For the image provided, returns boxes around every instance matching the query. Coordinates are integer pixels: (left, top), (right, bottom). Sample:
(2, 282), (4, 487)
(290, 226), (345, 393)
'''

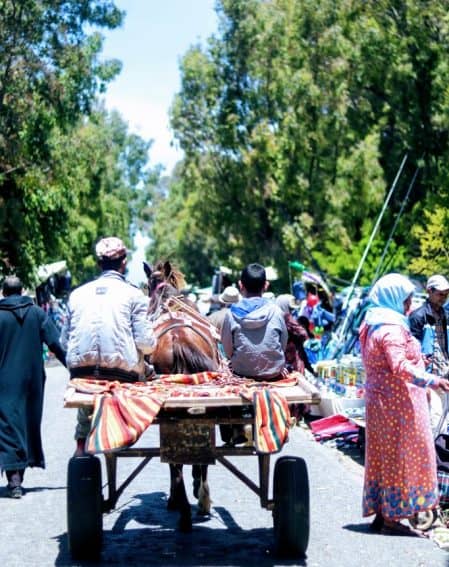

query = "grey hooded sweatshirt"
(221, 297), (288, 379)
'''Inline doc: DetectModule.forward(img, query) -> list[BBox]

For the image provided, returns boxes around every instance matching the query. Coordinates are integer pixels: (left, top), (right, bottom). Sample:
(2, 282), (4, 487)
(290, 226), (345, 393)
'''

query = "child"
(221, 263), (288, 380)
(220, 263), (288, 444)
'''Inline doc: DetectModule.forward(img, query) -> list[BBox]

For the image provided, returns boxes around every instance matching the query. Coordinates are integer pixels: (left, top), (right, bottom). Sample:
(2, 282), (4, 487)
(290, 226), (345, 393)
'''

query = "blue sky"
(100, 0), (219, 174)
(99, 1), (219, 283)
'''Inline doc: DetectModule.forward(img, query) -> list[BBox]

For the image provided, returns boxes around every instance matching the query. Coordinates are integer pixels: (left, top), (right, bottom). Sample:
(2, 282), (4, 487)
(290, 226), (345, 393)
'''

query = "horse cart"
(64, 373), (320, 561)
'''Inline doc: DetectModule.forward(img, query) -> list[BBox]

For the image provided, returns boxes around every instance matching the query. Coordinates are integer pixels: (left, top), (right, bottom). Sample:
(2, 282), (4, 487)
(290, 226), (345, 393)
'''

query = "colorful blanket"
(86, 388), (169, 453)
(251, 389), (291, 453)
(70, 371), (297, 454)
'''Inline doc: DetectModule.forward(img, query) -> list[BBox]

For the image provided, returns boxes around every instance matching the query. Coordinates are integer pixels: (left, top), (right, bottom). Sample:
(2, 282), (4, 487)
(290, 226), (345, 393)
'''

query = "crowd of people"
(1, 235), (449, 540)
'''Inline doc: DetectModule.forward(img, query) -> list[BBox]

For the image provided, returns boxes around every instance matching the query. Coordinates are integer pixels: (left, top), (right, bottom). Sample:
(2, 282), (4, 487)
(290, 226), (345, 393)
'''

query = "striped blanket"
(70, 371), (296, 454)
(251, 389), (291, 453)
(86, 388), (169, 454)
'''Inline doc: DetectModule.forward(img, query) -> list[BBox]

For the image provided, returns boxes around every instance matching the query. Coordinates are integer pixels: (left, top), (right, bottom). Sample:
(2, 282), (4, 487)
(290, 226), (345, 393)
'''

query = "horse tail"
(171, 339), (218, 373)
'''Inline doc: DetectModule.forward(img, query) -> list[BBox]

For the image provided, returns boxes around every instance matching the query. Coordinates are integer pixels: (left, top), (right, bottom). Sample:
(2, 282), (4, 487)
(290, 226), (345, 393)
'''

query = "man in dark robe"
(0, 276), (66, 498)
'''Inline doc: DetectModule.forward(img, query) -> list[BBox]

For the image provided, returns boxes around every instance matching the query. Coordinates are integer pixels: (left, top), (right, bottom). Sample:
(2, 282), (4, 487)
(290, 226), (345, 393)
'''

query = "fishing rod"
(371, 159), (422, 284)
(336, 153), (409, 342)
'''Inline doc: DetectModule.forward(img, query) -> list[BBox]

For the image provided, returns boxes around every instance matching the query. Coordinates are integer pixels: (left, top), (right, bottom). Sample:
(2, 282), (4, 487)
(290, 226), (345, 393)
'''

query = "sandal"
(381, 520), (429, 538)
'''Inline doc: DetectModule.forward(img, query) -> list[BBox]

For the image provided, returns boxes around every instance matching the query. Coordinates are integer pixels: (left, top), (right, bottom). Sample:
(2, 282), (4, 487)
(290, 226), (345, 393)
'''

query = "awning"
(36, 260), (68, 284)
(301, 271), (331, 297)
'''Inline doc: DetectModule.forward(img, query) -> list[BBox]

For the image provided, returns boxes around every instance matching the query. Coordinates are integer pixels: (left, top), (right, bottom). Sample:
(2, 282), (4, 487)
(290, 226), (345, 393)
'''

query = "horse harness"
(153, 308), (219, 358)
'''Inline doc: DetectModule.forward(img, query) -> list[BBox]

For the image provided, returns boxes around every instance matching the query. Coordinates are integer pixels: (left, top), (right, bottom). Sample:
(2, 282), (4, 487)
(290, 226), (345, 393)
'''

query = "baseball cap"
(95, 237), (127, 260)
(426, 275), (449, 292)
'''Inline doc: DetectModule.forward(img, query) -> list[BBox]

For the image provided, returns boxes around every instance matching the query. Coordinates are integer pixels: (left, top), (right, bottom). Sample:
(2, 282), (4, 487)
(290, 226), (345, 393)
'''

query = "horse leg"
(192, 464), (201, 498)
(167, 463), (192, 532)
(167, 463), (179, 510)
(193, 464), (211, 516)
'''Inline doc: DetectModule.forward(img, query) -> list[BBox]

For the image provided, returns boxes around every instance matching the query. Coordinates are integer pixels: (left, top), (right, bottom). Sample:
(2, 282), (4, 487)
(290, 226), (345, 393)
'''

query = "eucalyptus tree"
(0, 0), (123, 283)
(165, 0), (386, 285)
(46, 108), (158, 286)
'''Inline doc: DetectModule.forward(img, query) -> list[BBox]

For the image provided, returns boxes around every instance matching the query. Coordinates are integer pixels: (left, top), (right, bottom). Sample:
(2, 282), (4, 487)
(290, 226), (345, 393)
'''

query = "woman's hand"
(435, 377), (449, 392)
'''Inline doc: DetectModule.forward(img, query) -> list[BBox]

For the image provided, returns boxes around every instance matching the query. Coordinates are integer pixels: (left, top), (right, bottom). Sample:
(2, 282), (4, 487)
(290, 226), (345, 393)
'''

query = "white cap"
(426, 275), (449, 292)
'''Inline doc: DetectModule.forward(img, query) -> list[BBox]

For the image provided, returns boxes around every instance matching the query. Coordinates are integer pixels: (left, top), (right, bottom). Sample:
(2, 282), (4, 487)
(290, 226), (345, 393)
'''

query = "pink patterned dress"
(359, 322), (439, 520)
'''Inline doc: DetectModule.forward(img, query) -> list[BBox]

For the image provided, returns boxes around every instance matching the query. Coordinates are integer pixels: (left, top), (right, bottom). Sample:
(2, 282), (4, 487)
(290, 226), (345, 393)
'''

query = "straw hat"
(219, 286), (240, 304)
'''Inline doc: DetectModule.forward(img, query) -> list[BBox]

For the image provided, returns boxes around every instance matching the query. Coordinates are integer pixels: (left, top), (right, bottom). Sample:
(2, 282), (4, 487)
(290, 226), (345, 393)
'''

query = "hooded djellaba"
(0, 276), (66, 498)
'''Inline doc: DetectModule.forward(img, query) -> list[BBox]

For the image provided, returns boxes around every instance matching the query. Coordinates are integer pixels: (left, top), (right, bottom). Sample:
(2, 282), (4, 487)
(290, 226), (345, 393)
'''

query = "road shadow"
(343, 522), (377, 535)
(54, 491), (307, 566)
(0, 485), (65, 498)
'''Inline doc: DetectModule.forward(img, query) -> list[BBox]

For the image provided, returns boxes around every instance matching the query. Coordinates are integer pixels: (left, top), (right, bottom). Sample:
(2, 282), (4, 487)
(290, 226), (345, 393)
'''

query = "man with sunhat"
(207, 285), (240, 333)
(61, 236), (155, 455)
(410, 274), (449, 430)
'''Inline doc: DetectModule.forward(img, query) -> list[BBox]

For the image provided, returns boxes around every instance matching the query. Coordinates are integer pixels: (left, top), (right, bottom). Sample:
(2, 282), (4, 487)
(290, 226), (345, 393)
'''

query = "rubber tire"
(273, 456), (310, 558)
(67, 455), (103, 560)
(409, 509), (437, 531)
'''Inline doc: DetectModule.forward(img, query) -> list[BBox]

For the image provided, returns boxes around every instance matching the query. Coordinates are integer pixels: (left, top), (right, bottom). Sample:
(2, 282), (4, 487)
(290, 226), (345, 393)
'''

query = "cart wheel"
(409, 509), (437, 531)
(273, 456), (309, 558)
(67, 455), (103, 560)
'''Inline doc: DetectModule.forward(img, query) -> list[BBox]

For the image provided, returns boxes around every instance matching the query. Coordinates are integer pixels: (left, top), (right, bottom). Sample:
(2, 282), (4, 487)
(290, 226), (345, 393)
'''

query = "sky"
(100, 0), (219, 174)
(99, 1), (219, 284)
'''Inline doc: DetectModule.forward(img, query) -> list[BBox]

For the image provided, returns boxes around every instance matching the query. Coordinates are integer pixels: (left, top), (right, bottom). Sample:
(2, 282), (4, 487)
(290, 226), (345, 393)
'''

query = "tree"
(35, 107), (158, 286)
(161, 0), (449, 288)
(0, 0), (123, 282)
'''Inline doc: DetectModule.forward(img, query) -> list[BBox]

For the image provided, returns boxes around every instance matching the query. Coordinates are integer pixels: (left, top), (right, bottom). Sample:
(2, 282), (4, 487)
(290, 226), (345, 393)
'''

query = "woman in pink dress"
(359, 273), (449, 535)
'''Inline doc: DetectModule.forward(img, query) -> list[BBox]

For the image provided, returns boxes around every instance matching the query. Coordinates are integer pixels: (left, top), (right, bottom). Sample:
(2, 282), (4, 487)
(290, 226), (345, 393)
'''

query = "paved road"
(1, 364), (448, 567)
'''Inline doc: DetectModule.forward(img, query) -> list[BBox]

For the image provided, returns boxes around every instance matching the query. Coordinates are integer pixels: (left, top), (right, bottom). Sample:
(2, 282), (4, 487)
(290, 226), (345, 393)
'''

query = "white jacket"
(61, 271), (154, 379)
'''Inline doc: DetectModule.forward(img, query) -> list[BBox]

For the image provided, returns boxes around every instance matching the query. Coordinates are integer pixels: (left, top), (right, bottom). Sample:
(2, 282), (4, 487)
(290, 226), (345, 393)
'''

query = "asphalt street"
(0, 363), (448, 567)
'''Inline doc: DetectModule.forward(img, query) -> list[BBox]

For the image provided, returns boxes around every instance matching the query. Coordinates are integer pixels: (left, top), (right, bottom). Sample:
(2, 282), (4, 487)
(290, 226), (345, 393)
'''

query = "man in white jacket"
(61, 236), (155, 455)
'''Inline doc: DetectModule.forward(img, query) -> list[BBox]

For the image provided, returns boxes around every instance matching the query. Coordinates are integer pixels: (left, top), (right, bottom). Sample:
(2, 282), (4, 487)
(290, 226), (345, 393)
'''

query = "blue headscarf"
(364, 273), (415, 330)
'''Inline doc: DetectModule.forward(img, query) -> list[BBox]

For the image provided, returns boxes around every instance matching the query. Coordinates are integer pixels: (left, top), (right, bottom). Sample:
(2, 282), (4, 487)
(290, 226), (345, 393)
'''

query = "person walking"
(359, 273), (449, 535)
(0, 276), (66, 498)
(60, 236), (155, 455)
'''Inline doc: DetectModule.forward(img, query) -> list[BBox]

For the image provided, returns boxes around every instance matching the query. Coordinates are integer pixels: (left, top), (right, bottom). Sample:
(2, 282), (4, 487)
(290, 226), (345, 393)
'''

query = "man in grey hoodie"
(221, 263), (288, 380)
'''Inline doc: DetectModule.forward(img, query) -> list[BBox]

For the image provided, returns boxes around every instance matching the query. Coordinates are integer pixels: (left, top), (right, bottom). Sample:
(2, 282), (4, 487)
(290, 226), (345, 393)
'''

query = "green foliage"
(3, 0), (449, 290)
(40, 108), (158, 286)
(0, 1), (152, 285)
(409, 202), (449, 276)
(155, 0), (449, 289)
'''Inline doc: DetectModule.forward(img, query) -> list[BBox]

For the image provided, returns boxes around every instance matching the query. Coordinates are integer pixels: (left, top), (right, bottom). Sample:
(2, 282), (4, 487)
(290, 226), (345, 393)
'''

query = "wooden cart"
(64, 377), (320, 560)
